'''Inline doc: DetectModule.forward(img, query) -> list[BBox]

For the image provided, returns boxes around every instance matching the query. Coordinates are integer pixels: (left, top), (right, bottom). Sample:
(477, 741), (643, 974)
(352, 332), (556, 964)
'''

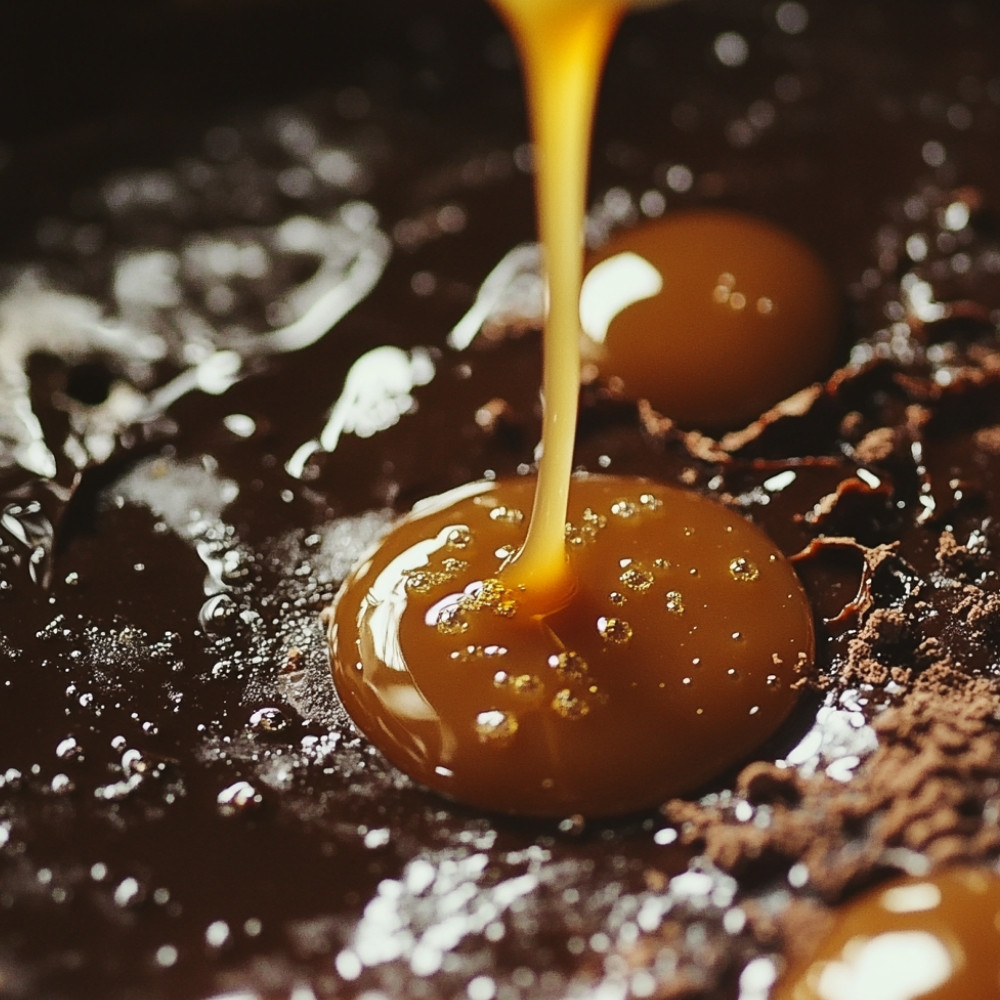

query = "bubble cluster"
(551, 689), (590, 721)
(404, 557), (469, 594)
(565, 507), (607, 547)
(433, 575), (520, 638)
(597, 616), (633, 645)
(490, 506), (525, 525)
(619, 562), (655, 592)
(729, 556), (760, 582)
(329, 475), (813, 816)
(475, 710), (519, 746)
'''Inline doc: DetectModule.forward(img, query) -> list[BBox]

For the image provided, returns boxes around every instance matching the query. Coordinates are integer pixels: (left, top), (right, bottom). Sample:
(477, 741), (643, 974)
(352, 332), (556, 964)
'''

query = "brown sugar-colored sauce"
(775, 867), (1000, 1000)
(581, 209), (840, 429)
(330, 475), (811, 816)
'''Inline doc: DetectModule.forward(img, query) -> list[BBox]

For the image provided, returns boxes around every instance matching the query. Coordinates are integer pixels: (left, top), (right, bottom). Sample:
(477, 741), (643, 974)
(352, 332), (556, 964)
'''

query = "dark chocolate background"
(2, 1), (1000, 998)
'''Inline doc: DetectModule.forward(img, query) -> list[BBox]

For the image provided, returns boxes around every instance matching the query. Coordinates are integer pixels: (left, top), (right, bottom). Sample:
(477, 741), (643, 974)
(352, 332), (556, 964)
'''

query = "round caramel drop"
(580, 209), (839, 428)
(328, 475), (813, 817)
(774, 867), (1000, 1000)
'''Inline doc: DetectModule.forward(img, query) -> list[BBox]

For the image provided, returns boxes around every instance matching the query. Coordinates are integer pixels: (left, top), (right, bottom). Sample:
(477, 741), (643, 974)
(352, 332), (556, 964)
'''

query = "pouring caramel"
(486, 0), (639, 603)
(328, 0), (817, 817)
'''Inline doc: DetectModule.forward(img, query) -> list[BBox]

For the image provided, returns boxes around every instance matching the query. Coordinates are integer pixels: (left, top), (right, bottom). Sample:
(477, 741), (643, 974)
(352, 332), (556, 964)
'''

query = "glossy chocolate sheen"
(1, 1), (1000, 998)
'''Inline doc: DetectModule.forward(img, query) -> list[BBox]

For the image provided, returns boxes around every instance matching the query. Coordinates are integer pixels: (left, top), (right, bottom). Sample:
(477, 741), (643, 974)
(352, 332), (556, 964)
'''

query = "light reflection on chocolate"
(1, 0), (1000, 996)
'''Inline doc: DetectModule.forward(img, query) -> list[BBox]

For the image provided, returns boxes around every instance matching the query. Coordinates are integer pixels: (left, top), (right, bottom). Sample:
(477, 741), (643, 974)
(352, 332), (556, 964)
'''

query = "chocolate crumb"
(852, 426), (896, 464)
(738, 762), (802, 807)
(665, 673), (1000, 913)
(937, 528), (992, 579)
(282, 646), (305, 673)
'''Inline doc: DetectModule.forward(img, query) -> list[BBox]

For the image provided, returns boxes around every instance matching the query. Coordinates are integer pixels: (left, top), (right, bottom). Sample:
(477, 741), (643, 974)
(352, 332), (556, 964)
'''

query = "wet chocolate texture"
(4, 0), (1000, 998)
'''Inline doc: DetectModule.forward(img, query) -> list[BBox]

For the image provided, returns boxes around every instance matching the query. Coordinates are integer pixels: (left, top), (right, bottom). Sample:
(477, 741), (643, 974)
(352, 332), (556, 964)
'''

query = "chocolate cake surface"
(2, 0), (1000, 997)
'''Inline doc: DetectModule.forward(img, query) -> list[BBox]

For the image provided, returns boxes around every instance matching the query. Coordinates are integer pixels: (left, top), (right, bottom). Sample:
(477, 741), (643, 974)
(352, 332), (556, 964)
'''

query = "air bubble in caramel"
(580, 209), (839, 428)
(328, 474), (813, 817)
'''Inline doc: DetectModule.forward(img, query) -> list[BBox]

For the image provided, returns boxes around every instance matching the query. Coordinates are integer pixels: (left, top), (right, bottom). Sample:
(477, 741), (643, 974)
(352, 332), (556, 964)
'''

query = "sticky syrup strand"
(491, 0), (671, 605)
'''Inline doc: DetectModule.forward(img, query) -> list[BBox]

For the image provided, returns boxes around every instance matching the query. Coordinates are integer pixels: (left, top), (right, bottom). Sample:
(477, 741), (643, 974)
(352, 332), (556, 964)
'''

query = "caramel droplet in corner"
(774, 866), (1000, 1000)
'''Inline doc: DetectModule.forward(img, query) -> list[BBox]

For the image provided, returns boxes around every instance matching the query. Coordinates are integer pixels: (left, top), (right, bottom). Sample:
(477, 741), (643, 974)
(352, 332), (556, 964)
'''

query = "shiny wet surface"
(2, 1), (1000, 997)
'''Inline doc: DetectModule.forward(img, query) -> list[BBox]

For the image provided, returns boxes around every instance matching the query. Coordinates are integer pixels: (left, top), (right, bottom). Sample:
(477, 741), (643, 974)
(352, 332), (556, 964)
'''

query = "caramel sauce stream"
(489, 0), (672, 606)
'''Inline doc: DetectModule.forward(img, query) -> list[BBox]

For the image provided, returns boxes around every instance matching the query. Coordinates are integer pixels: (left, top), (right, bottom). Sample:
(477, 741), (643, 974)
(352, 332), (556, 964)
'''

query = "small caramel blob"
(580, 209), (839, 428)
(329, 475), (813, 817)
(775, 867), (1000, 1000)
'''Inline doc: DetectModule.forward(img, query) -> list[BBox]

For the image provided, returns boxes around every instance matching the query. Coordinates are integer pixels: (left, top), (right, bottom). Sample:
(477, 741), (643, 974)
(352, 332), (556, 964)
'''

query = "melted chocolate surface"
(3, 1), (1000, 997)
